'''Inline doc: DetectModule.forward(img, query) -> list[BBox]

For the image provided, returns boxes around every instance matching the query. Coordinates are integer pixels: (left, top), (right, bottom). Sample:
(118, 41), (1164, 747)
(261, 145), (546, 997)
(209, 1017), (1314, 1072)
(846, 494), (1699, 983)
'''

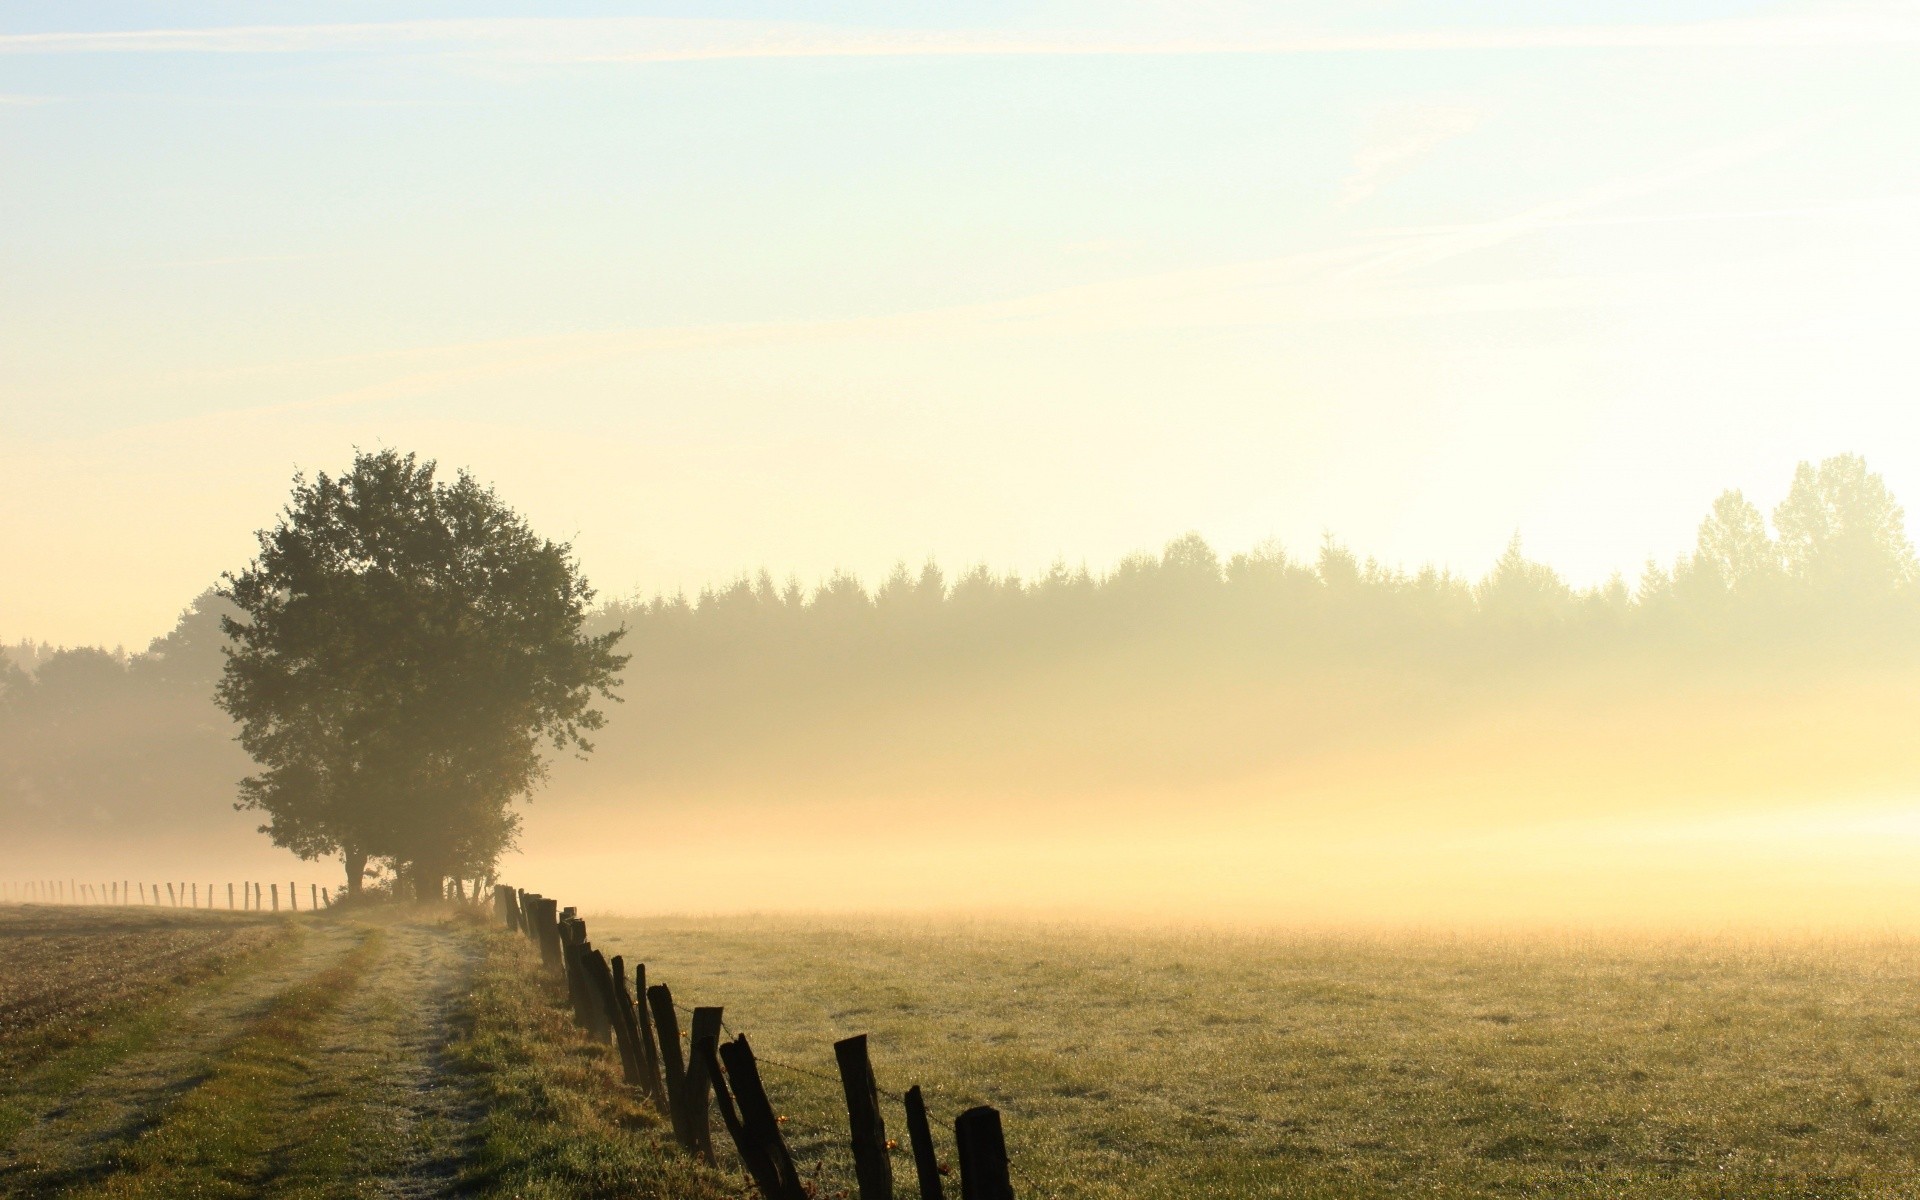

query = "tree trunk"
(344, 848), (367, 897)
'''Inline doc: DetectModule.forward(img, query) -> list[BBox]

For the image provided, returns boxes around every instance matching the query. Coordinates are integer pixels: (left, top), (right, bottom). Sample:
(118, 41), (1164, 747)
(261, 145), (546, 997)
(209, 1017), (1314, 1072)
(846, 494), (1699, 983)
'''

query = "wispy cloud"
(1341, 103), (1487, 206)
(4, 11), (1919, 61)
(128, 252), (321, 271)
(133, 121), (1819, 427)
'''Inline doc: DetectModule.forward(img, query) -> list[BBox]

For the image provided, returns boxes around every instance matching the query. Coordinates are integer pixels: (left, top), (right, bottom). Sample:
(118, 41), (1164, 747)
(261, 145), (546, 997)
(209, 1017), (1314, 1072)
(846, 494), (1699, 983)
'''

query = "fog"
(4, 453), (1917, 930)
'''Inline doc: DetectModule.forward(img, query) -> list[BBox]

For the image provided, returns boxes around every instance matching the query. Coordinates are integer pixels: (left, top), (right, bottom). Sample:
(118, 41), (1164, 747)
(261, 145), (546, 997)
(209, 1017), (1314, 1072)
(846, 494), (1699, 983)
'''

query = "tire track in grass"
(296, 917), (485, 1199)
(10, 927), (386, 1199)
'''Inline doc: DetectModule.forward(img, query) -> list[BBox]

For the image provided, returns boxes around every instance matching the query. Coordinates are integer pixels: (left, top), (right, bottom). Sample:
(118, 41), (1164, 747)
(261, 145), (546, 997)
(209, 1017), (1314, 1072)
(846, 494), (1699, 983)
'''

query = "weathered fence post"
(699, 1033), (787, 1200)
(581, 949), (619, 1046)
(684, 1006), (724, 1163)
(166, 882), (176, 907)
(718, 1035), (808, 1200)
(271, 884), (279, 912)
(605, 954), (642, 1085)
(631, 963), (667, 1107)
(647, 985), (690, 1147)
(954, 1106), (1014, 1200)
(834, 1034), (895, 1200)
(537, 899), (562, 969)
(559, 918), (583, 1021)
(904, 1085), (947, 1200)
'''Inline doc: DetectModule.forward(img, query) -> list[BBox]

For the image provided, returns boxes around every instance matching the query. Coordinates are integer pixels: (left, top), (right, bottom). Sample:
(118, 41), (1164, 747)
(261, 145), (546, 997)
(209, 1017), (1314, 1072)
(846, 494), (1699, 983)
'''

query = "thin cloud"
(129, 123), (1814, 429)
(4, 12), (1919, 61)
(1341, 104), (1487, 206)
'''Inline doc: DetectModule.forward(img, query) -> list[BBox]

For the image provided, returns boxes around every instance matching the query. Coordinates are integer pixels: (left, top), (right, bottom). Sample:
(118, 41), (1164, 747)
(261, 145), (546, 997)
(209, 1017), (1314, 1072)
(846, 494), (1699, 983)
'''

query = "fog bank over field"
(5, 453), (1919, 928)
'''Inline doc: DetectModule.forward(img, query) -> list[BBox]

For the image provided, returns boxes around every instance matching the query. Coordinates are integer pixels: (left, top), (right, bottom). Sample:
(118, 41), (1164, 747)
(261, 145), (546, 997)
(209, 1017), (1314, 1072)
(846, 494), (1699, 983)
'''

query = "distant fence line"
(495, 883), (1017, 1200)
(1, 879), (335, 912)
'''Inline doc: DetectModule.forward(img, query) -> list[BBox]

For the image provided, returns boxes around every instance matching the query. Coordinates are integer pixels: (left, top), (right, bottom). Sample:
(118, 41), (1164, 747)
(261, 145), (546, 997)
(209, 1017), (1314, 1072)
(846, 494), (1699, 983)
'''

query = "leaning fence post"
(700, 1033), (787, 1200)
(632, 964), (667, 1107)
(954, 1106), (1014, 1200)
(648, 985), (690, 1147)
(719, 1035), (809, 1200)
(684, 1006), (724, 1163)
(606, 955), (644, 1087)
(904, 1085), (947, 1200)
(834, 1034), (895, 1200)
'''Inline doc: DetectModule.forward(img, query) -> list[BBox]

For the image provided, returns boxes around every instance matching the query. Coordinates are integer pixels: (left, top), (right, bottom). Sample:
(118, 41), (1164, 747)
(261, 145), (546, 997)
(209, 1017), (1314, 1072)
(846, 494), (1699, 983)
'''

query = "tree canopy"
(214, 449), (627, 896)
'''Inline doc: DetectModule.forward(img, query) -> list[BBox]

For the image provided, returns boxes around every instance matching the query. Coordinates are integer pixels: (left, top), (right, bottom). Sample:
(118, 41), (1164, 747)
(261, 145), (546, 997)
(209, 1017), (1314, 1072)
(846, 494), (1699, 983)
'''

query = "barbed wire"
(545, 920), (1014, 1188)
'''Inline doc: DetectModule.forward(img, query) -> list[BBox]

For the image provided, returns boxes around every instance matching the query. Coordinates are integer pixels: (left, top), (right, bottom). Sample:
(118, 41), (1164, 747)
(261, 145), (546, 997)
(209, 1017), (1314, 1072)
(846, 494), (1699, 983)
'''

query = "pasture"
(10, 899), (1920, 1198)
(591, 915), (1920, 1199)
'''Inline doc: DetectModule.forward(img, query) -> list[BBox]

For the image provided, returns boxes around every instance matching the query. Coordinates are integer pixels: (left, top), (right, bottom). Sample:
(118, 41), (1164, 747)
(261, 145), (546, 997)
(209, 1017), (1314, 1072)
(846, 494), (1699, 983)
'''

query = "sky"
(5, 1), (1920, 649)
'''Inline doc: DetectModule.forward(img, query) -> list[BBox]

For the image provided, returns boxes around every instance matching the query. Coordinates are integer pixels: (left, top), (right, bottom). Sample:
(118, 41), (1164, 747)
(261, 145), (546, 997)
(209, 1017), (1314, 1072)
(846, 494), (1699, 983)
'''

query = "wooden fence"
(496, 884), (1018, 1200)
(1, 879), (336, 912)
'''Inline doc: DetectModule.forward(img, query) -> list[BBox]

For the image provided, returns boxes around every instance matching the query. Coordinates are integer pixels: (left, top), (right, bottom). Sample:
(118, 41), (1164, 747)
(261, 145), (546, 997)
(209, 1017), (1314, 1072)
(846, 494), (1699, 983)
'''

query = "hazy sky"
(5, 1), (1919, 648)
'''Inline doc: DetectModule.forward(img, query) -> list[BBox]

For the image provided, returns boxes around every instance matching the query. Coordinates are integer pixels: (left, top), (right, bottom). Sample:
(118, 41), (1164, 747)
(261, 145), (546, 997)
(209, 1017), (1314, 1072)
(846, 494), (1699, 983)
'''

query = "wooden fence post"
(954, 1106), (1014, 1200)
(560, 920), (593, 1033)
(606, 954), (646, 1088)
(684, 1007), (724, 1163)
(904, 1085), (947, 1200)
(537, 900), (562, 969)
(718, 1035), (808, 1200)
(699, 1033), (789, 1200)
(166, 883), (176, 907)
(834, 1034), (895, 1200)
(631, 963), (667, 1107)
(647, 985), (690, 1148)
(271, 884), (279, 912)
(582, 949), (620, 1047)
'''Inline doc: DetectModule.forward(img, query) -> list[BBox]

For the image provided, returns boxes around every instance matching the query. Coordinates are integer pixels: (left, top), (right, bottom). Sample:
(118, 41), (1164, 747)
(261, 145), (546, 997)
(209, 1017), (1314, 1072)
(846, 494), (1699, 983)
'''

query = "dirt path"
(305, 916), (485, 1199)
(0, 911), (486, 1199)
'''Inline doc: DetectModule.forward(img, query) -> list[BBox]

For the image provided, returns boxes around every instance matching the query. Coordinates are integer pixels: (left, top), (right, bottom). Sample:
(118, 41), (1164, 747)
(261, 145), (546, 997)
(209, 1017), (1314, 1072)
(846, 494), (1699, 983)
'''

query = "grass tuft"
(445, 925), (735, 1200)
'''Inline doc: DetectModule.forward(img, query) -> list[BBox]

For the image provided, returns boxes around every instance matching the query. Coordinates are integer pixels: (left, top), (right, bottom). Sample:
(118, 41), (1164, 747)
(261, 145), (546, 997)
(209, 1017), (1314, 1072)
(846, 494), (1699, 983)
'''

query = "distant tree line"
(3, 452), (1916, 853)
(602, 451), (1916, 685)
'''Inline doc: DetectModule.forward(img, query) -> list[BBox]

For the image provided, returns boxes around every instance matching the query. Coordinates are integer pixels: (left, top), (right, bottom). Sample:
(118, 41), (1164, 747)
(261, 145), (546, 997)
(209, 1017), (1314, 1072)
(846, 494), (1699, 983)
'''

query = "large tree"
(216, 450), (627, 897)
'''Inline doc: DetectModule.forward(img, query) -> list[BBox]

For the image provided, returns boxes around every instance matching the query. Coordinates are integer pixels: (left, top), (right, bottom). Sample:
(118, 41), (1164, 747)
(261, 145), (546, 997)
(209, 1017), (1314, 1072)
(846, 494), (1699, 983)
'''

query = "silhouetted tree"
(1689, 490), (1779, 595)
(1477, 534), (1573, 627)
(1773, 454), (1917, 599)
(216, 450), (627, 898)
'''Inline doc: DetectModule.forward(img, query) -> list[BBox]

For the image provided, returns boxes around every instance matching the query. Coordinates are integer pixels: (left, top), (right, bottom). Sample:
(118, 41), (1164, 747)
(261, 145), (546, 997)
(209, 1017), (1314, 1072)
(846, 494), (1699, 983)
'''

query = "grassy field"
(13, 901), (1920, 1198)
(589, 915), (1920, 1199)
(0, 903), (730, 1200)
